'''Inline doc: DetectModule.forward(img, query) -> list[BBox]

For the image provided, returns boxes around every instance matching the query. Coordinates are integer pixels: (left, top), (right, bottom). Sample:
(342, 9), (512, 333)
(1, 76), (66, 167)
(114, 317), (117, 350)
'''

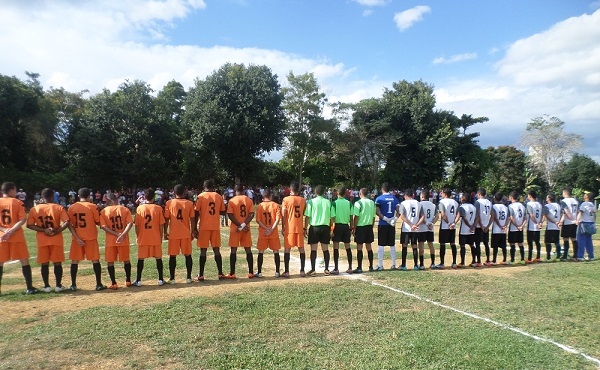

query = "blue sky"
(1, 0), (599, 161)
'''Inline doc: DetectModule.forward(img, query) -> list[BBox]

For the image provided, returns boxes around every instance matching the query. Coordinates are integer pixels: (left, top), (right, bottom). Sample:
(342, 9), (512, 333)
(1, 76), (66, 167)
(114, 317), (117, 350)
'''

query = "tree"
(482, 146), (527, 194)
(282, 72), (337, 185)
(519, 115), (583, 191)
(185, 63), (285, 183)
(448, 114), (489, 191)
(553, 153), (600, 193)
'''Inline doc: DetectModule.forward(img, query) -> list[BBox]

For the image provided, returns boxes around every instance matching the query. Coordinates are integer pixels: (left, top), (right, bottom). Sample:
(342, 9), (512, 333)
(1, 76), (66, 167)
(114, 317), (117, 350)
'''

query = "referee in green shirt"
(332, 186), (353, 274)
(352, 188), (377, 273)
(304, 185), (335, 276)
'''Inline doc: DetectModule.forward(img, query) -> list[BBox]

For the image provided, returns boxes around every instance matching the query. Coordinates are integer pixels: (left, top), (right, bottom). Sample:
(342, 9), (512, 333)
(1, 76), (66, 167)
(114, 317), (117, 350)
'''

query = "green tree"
(553, 153), (600, 193)
(482, 146), (527, 194)
(448, 114), (489, 191)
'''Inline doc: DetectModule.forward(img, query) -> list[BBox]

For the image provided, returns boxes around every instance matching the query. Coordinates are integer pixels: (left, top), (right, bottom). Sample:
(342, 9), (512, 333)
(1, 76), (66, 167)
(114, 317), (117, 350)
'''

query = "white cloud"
(362, 9), (374, 16)
(394, 5), (431, 31)
(433, 53), (477, 65)
(353, 0), (388, 6)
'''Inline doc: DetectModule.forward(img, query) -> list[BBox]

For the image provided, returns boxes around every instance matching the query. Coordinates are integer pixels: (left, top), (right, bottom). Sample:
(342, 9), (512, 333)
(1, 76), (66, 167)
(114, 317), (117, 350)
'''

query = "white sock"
(390, 246), (397, 266)
(378, 246), (384, 267)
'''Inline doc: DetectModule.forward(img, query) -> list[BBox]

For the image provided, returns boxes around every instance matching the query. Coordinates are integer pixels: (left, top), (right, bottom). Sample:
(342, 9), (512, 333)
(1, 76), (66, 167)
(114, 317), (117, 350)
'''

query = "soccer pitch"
(0, 224), (599, 369)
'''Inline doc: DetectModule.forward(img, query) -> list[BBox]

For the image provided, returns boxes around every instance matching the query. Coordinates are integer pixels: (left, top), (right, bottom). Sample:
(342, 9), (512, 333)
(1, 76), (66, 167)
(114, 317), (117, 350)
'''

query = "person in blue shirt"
(374, 183), (399, 271)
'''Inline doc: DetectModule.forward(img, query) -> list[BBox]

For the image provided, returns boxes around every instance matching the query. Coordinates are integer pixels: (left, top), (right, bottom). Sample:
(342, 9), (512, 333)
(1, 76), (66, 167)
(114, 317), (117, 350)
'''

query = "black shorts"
(526, 230), (540, 245)
(355, 225), (375, 244)
(400, 231), (418, 245)
(418, 231), (434, 242)
(561, 224), (577, 239)
(491, 233), (507, 249)
(377, 225), (395, 246)
(474, 228), (489, 244)
(508, 230), (524, 244)
(459, 234), (474, 246)
(439, 228), (456, 244)
(307, 225), (330, 245)
(545, 230), (560, 244)
(332, 224), (351, 243)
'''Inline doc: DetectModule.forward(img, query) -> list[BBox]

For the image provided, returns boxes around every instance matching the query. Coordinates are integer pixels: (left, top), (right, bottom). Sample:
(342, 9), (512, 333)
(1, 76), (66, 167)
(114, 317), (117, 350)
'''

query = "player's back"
(68, 202), (99, 240)
(256, 200), (281, 235)
(508, 202), (526, 231)
(400, 199), (420, 231)
(439, 198), (459, 229)
(195, 192), (225, 231)
(459, 203), (476, 235)
(0, 197), (26, 242)
(282, 195), (306, 234)
(165, 198), (194, 239)
(561, 197), (579, 225)
(544, 202), (561, 231)
(375, 193), (398, 225)
(492, 204), (508, 233)
(476, 198), (492, 228)
(101, 205), (132, 246)
(332, 197), (352, 224)
(527, 201), (543, 231)
(136, 203), (165, 245)
(227, 195), (254, 230)
(30, 203), (68, 246)
(418, 200), (437, 232)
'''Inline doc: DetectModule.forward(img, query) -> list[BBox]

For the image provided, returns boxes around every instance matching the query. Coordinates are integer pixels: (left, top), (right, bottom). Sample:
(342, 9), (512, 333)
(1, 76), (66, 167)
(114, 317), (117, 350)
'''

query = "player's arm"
(475, 204), (483, 228)
(280, 206), (288, 235)
(101, 225), (120, 237)
(192, 210), (199, 238)
(439, 204), (448, 224)
(519, 208), (528, 229)
(54, 219), (71, 235)
(163, 217), (170, 240)
(303, 215), (310, 237)
(561, 201), (574, 221)
(0, 217), (26, 241)
(67, 223), (85, 246)
(116, 220), (133, 244)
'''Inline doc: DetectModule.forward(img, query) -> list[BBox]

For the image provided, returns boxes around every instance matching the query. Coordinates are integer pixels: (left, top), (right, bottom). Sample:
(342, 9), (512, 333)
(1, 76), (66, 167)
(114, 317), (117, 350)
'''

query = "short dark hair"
(360, 187), (369, 196)
(585, 192), (595, 200)
(144, 188), (155, 201)
(462, 193), (471, 203)
(443, 188), (452, 197)
(547, 193), (556, 202)
(1, 182), (16, 194)
(404, 189), (413, 198)
(203, 180), (214, 191)
(106, 192), (117, 203)
(290, 182), (300, 193)
(381, 182), (390, 192)
(527, 190), (537, 199)
(78, 188), (91, 198)
(563, 187), (572, 196)
(174, 184), (185, 196)
(262, 189), (272, 199)
(338, 186), (346, 196)
(42, 188), (54, 201)
(235, 184), (244, 194)
(494, 192), (503, 202)
(421, 190), (429, 199)
(477, 188), (487, 196)
(315, 185), (325, 196)
(509, 191), (519, 200)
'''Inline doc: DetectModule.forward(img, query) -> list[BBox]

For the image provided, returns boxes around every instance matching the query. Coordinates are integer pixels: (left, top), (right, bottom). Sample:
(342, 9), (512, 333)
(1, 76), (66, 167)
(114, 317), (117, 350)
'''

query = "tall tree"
(519, 115), (583, 191)
(448, 114), (490, 191)
(185, 63), (285, 183)
(482, 146), (527, 194)
(553, 153), (600, 193)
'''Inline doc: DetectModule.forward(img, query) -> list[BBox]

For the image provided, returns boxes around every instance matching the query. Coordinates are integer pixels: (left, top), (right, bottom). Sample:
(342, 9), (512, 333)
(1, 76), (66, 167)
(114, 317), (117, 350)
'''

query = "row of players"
(0, 181), (596, 293)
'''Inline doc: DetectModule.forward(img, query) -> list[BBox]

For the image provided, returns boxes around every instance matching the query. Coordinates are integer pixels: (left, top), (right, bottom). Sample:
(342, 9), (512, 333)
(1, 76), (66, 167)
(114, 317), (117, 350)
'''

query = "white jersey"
(543, 203), (561, 231)
(475, 198), (492, 229)
(418, 201), (437, 232)
(399, 199), (420, 232)
(560, 197), (579, 225)
(459, 203), (477, 235)
(491, 204), (509, 234)
(526, 201), (543, 231)
(579, 202), (596, 223)
(508, 202), (526, 232)
(439, 198), (459, 230)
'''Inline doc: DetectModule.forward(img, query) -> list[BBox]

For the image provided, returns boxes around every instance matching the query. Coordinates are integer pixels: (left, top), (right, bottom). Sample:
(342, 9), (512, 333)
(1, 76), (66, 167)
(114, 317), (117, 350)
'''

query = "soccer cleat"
(96, 284), (107, 291)
(430, 264), (438, 270)
(533, 258), (541, 263)
(352, 268), (363, 274)
(390, 265), (396, 270)
(525, 259), (533, 264)
(218, 274), (225, 280)
(331, 269), (340, 275)
(436, 264), (446, 270)
(69, 285), (78, 291)
(186, 278), (193, 284)
(157, 280), (167, 286)
(374, 266), (384, 271)
(484, 261), (492, 267)
(26, 288), (39, 295)
(282, 272), (290, 278)
(469, 263), (477, 268)
(475, 263), (483, 268)
(346, 268), (354, 274)
(307, 270), (317, 277)
(457, 263), (465, 268)
(126, 281), (132, 287)
(419, 265), (425, 270)
(324, 269), (330, 276)
(368, 267), (374, 272)
(507, 261), (514, 265)
(42, 286), (52, 293)
(300, 271), (306, 277)
(499, 261), (508, 265)
(223, 273), (236, 279)
(274, 272), (280, 278)
(254, 272), (263, 278)
(398, 266), (407, 271)
(519, 260), (526, 265)
(55, 286), (67, 293)
(168, 279), (176, 285)
(194, 275), (205, 282)
(108, 283), (118, 290)
(414, 266), (420, 271)
(131, 280), (142, 287)
(451, 264), (458, 269)
(247, 273), (254, 279)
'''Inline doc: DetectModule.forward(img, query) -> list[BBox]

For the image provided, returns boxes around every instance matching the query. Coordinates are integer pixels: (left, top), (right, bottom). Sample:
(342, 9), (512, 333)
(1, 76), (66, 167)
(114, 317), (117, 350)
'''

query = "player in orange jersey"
(1, 182), (37, 294)
(27, 188), (70, 293)
(100, 193), (134, 289)
(192, 180), (226, 281)
(67, 188), (106, 291)
(255, 189), (282, 277)
(132, 188), (166, 287)
(224, 184), (255, 279)
(164, 184), (195, 284)
(281, 182), (307, 277)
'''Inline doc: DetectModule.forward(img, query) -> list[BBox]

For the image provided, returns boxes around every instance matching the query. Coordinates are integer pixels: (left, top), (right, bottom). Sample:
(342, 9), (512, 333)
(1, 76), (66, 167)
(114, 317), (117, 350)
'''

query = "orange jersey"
(164, 198), (194, 239)
(194, 192), (225, 231)
(256, 200), (281, 239)
(282, 195), (306, 234)
(68, 202), (100, 240)
(227, 195), (254, 231)
(100, 205), (133, 247)
(135, 203), (165, 246)
(0, 197), (26, 243)
(27, 203), (69, 247)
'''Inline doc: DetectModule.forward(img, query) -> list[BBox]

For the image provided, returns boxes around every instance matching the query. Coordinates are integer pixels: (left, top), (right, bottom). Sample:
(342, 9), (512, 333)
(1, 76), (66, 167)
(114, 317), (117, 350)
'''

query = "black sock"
(357, 250), (363, 270)
(440, 244), (446, 264)
(136, 259), (144, 281)
(333, 249), (339, 270)
(169, 256), (177, 280)
(573, 241), (579, 259)
(535, 241), (541, 259)
(284, 252), (290, 273)
(563, 240), (570, 259)
(367, 250), (374, 269)
(124, 262), (132, 282)
(70, 264), (78, 286)
(274, 253), (280, 273)
(246, 252), (254, 274)
(199, 255), (207, 276)
(546, 244), (552, 260)
(346, 248), (353, 269)
(257, 253), (263, 273)
(470, 246), (476, 264)
(185, 255), (193, 279)
(419, 255), (424, 267)
(108, 265), (116, 285)
(460, 246), (466, 265)
(493, 247), (498, 263)
(555, 243), (562, 259)
(310, 250), (317, 271)
(214, 253), (223, 275)
(484, 243), (490, 262)
(475, 245), (481, 263)
(451, 244), (457, 265)
(323, 250), (330, 270)
(402, 247), (408, 267)
(412, 247), (418, 267)
(41, 264), (50, 287)
(528, 245), (533, 261)
(156, 259), (164, 281)
(0, 265), (3, 287)
(93, 262), (102, 286)
(501, 246), (507, 261)
(519, 246), (525, 261)
(230, 252), (237, 274)
(300, 252), (305, 271)
(22, 265), (33, 290)
(430, 250), (436, 264)
(510, 245), (516, 262)
(54, 264), (63, 287)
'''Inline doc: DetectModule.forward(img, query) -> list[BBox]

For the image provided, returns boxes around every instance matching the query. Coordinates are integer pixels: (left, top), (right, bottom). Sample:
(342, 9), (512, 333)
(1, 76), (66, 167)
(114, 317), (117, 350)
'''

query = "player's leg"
(155, 246), (165, 285)
(561, 236), (569, 261)
(299, 246), (306, 276)
(244, 246), (254, 277)
(533, 232), (541, 261)
(271, 240), (281, 277)
(321, 242), (330, 275)
(283, 247), (291, 277)
(355, 243), (364, 273)
(418, 240), (425, 269)
(483, 232), (491, 265)
(195, 247), (207, 281)
(332, 242), (340, 274)
(411, 236), (419, 270)
(526, 231), (534, 262)
(228, 229), (238, 277)
(570, 236), (578, 261)
(344, 242), (353, 273)
(256, 249), (264, 277)
(134, 258), (144, 285)
(107, 262), (117, 288)
(167, 238), (178, 283)
(457, 239), (466, 268)
(70, 260), (79, 290)
(168, 254), (177, 283)
(500, 236), (508, 264)
(308, 243), (318, 276)
(20, 258), (36, 293)
(92, 259), (107, 290)
(41, 262), (51, 292)
(427, 236), (436, 269)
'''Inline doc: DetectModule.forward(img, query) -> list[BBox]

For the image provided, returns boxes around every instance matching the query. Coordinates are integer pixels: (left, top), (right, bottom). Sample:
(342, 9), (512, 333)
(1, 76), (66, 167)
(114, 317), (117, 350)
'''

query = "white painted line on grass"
(346, 274), (600, 367)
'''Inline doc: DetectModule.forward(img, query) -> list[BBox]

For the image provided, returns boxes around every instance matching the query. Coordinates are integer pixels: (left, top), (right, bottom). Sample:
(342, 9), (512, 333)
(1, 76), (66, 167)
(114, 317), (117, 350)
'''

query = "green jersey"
(332, 197), (352, 224)
(353, 198), (376, 227)
(304, 196), (334, 226)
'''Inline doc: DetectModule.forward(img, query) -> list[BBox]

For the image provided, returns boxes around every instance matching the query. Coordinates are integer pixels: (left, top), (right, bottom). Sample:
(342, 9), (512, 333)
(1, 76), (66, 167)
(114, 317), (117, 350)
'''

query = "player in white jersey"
(475, 188), (493, 266)
(437, 188), (459, 269)
(526, 190), (543, 263)
(490, 193), (509, 265)
(455, 193), (477, 267)
(543, 193), (562, 261)
(398, 189), (422, 270)
(507, 191), (527, 264)
(576, 192), (596, 260)
(559, 187), (579, 261)
(416, 190), (439, 269)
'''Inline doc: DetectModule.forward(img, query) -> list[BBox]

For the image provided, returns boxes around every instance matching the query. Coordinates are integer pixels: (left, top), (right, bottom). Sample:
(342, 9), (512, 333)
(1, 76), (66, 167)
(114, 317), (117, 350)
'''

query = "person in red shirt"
(1, 182), (38, 294)
(164, 184), (195, 284)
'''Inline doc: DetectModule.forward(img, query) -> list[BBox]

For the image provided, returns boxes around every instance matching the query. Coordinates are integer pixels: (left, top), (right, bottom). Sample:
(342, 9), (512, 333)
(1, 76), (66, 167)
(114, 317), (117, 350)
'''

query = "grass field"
(0, 219), (599, 369)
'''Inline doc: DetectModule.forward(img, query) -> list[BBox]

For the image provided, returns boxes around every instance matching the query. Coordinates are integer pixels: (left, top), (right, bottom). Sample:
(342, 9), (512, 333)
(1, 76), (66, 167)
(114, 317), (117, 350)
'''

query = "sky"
(1, 0), (599, 161)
